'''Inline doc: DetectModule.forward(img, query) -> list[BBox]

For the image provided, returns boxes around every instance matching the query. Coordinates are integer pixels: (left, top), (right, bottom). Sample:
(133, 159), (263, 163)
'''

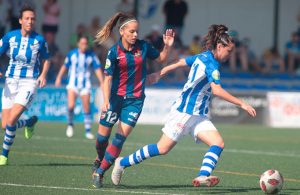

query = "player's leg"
(66, 89), (77, 137)
(0, 104), (26, 165)
(80, 92), (94, 139)
(192, 121), (224, 187)
(111, 133), (177, 185)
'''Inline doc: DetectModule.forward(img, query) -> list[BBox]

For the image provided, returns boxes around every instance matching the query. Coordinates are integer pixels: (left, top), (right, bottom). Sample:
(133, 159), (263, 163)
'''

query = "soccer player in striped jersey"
(55, 35), (104, 140)
(111, 24), (257, 187)
(0, 5), (50, 165)
(91, 12), (175, 188)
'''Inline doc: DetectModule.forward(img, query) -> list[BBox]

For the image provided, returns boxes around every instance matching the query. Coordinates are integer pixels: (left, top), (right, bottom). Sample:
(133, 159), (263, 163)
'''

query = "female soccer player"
(55, 35), (104, 139)
(0, 5), (50, 165)
(92, 12), (175, 188)
(111, 24), (257, 187)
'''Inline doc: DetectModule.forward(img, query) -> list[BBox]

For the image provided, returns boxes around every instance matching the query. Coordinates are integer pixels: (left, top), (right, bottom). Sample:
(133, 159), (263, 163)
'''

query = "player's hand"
(37, 75), (47, 88)
(101, 101), (110, 112)
(54, 78), (61, 87)
(163, 29), (175, 47)
(241, 102), (256, 117)
(146, 72), (160, 85)
(0, 72), (2, 78)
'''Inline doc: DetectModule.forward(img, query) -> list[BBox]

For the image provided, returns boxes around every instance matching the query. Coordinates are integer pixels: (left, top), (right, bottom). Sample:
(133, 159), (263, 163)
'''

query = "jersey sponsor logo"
(212, 70), (220, 80)
(15, 54), (27, 63)
(134, 51), (141, 57)
(105, 59), (111, 69)
(117, 55), (126, 59)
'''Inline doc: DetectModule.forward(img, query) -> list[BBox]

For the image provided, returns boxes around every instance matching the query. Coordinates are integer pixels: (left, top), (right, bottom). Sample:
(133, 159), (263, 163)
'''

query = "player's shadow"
(114, 184), (261, 194)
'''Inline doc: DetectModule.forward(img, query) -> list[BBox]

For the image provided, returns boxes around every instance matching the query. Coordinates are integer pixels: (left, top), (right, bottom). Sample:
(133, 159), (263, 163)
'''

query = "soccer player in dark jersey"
(91, 12), (175, 188)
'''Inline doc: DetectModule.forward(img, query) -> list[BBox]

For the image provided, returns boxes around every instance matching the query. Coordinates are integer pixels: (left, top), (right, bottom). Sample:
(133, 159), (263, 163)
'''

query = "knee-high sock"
(95, 133), (109, 161)
(16, 117), (35, 129)
(67, 108), (74, 126)
(96, 133), (126, 175)
(1, 125), (16, 157)
(198, 145), (223, 177)
(120, 144), (160, 168)
(84, 112), (92, 133)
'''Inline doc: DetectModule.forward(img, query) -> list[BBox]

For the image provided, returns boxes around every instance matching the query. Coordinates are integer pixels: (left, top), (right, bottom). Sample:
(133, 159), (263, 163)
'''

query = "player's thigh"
(14, 78), (37, 109)
(67, 89), (77, 108)
(119, 97), (144, 128)
(99, 95), (123, 128)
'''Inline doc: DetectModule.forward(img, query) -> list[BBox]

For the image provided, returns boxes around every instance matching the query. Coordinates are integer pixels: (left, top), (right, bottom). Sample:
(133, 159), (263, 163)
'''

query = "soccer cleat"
(92, 159), (101, 173)
(85, 132), (95, 140)
(111, 157), (125, 185)
(0, 155), (8, 166)
(24, 116), (38, 139)
(92, 172), (103, 188)
(192, 176), (220, 187)
(66, 125), (74, 138)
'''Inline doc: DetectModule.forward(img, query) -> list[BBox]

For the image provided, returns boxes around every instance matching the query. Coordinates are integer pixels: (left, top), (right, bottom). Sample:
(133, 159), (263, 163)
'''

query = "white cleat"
(85, 132), (95, 140)
(111, 157), (125, 185)
(192, 175), (220, 187)
(66, 125), (74, 138)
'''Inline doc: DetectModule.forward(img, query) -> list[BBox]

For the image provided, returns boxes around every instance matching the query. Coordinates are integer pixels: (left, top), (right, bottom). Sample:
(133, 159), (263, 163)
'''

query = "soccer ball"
(259, 170), (284, 194)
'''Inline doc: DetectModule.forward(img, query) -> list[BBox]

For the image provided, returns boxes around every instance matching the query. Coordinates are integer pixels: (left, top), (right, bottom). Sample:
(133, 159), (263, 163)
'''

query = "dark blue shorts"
(99, 95), (145, 128)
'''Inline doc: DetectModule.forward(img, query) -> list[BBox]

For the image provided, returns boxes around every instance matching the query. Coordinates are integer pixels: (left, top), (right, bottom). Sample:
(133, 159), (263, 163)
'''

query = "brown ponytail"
(95, 12), (137, 44)
(202, 24), (233, 51)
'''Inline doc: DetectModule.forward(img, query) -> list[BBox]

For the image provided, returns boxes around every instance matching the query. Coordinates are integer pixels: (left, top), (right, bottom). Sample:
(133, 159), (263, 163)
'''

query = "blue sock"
(68, 108), (74, 126)
(96, 133), (110, 161)
(16, 117), (35, 129)
(120, 144), (160, 168)
(198, 145), (223, 177)
(1, 125), (16, 157)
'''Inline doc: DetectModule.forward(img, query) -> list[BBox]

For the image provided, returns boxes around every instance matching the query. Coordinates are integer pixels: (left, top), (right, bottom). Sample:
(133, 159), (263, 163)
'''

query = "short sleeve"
(104, 49), (117, 76)
(185, 55), (198, 67)
(64, 52), (71, 68)
(205, 63), (221, 84)
(40, 39), (50, 60)
(145, 42), (159, 60)
(0, 34), (10, 56)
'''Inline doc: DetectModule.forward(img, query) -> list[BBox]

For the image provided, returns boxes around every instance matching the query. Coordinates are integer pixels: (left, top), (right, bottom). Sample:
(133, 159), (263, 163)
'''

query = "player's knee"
(158, 146), (171, 155)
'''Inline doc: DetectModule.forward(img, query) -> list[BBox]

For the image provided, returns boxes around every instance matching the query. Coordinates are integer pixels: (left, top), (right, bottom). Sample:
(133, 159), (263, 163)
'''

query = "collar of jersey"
(117, 39), (137, 52)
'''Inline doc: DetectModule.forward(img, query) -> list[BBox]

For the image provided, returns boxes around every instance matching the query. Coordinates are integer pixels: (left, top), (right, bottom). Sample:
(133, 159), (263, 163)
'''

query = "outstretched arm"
(155, 29), (175, 64)
(211, 82), (256, 117)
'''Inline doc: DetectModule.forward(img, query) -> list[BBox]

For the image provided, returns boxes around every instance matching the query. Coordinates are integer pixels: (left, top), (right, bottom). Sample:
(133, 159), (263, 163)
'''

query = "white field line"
(31, 135), (300, 158)
(0, 182), (186, 195)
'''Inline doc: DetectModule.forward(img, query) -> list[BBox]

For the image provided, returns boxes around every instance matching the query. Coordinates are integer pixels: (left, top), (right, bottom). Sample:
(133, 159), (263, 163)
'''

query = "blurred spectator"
(88, 16), (104, 63)
(189, 35), (202, 55)
(0, 0), (9, 37)
(7, 0), (35, 30)
(42, 0), (60, 41)
(163, 0), (188, 39)
(69, 23), (93, 49)
(44, 32), (63, 82)
(228, 30), (249, 72)
(285, 32), (300, 73)
(241, 37), (262, 73)
(145, 24), (164, 51)
(261, 47), (285, 73)
(116, 0), (134, 15)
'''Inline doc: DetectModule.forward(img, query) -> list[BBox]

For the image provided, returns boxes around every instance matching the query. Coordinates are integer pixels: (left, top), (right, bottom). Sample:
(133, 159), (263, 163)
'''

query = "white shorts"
(162, 109), (217, 143)
(2, 77), (37, 109)
(66, 85), (91, 96)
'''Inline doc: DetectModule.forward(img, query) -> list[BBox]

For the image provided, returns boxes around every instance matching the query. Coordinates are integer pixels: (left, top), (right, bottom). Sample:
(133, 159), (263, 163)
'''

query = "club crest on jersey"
(212, 70), (220, 80)
(105, 59), (111, 69)
(134, 51), (141, 57)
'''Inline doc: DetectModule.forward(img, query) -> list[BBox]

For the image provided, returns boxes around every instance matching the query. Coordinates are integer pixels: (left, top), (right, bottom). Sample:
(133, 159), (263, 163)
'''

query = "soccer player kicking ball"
(0, 5), (50, 165)
(111, 24), (256, 187)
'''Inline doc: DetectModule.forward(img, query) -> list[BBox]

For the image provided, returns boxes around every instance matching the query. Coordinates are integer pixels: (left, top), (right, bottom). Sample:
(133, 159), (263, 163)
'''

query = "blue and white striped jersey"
(0, 30), (49, 79)
(172, 50), (221, 116)
(64, 49), (102, 89)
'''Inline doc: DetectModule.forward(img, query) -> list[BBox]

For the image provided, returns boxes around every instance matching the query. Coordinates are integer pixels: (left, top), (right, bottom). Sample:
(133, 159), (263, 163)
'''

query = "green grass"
(0, 122), (299, 194)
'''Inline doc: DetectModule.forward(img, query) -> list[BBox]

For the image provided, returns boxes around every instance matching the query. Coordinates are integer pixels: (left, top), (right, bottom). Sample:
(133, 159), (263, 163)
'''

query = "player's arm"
(94, 68), (104, 90)
(37, 59), (50, 88)
(55, 64), (67, 87)
(146, 58), (186, 84)
(101, 74), (112, 112)
(155, 29), (175, 64)
(210, 82), (256, 117)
